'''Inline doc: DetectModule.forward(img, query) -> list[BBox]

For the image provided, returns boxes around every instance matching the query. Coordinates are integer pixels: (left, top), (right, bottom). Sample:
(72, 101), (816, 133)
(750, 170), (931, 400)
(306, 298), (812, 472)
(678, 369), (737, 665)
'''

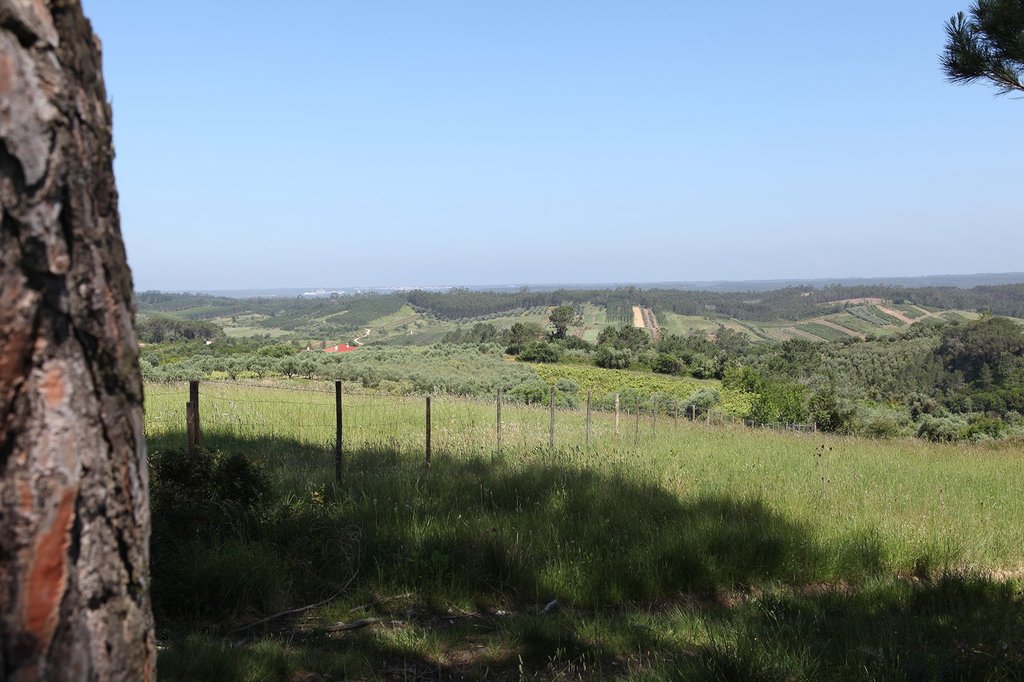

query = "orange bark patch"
(41, 366), (66, 408)
(23, 486), (78, 648)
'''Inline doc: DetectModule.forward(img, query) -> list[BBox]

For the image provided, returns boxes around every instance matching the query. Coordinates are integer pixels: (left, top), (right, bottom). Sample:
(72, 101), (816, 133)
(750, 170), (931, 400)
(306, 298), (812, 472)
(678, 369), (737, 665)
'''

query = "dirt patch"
(640, 307), (661, 341)
(876, 305), (914, 325)
(631, 305), (645, 329)
(815, 318), (864, 339)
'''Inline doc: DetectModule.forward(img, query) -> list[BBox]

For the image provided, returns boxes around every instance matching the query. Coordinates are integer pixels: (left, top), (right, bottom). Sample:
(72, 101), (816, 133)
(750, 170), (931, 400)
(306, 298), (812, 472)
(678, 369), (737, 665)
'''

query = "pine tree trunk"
(0, 1), (155, 680)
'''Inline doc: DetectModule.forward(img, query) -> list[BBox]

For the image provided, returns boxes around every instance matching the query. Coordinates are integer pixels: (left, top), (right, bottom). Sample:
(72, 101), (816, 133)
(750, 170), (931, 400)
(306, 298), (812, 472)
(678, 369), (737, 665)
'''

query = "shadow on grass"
(150, 432), (1024, 680)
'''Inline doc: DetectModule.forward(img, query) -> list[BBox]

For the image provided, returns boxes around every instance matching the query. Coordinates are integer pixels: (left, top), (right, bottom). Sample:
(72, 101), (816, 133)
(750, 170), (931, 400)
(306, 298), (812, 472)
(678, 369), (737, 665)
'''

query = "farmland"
(146, 382), (1024, 680)
(137, 283), (1024, 347)
(138, 285), (1024, 444)
(136, 283), (1024, 679)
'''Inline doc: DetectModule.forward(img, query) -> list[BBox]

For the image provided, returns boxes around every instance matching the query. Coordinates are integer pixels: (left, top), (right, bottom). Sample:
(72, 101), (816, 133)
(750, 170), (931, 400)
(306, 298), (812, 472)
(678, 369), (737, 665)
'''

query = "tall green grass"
(146, 381), (1024, 680)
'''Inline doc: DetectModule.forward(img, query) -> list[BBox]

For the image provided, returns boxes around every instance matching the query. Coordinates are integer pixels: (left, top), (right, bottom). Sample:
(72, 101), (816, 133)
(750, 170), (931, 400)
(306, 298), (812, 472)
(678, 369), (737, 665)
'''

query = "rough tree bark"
(0, 1), (155, 680)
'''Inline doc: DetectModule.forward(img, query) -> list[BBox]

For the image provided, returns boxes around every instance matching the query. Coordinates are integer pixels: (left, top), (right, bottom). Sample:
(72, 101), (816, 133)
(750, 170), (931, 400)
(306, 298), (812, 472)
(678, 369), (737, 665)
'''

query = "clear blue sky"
(83, 1), (1022, 291)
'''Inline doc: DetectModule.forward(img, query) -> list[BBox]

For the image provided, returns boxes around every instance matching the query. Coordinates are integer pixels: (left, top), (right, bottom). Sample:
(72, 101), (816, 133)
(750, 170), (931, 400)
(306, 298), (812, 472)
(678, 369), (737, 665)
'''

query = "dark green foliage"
(554, 335), (593, 352)
(149, 448), (269, 544)
(596, 325), (650, 352)
(749, 381), (809, 425)
(603, 291), (635, 324)
(808, 379), (857, 433)
(518, 341), (562, 363)
(594, 344), (632, 369)
(937, 316), (1024, 384)
(136, 314), (223, 343)
(442, 322), (502, 344)
(767, 339), (822, 379)
(723, 365), (762, 393)
(714, 327), (752, 355)
(653, 352), (683, 375)
(942, 1), (1024, 95)
(506, 321), (547, 355)
(257, 343), (298, 358)
(407, 288), (591, 320)
(548, 305), (576, 339)
(688, 354), (719, 379)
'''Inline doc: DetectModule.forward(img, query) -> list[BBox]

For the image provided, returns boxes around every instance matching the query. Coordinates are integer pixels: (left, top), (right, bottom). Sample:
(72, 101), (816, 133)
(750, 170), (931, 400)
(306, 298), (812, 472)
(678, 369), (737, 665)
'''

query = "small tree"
(942, 1), (1024, 95)
(549, 305), (576, 339)
(506, 321), (546, 355)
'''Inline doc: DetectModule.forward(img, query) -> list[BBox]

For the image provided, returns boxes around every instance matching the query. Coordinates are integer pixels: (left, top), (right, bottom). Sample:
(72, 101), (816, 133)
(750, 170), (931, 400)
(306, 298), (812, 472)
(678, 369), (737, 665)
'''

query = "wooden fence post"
(549, 385), (556, 448)
(188, 380), (201, 450)
(585, 390), (592, 447)
(615, 393), (620, 435)
(674, 399), (679, 424)
(425, 396), (432, 466)
(335, 380), (343, 483)
(652, 399), (657, 435)
(185, 401), (197, 452)
(691, 404), (696, 421)
(496, 388), (503, 453)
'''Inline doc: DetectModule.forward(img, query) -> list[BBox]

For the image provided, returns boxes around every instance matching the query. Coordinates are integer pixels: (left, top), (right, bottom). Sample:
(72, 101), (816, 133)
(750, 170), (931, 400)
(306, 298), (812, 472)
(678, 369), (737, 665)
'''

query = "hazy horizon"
(143, 271), (1024, 297)
(85, 1), (1023, 291)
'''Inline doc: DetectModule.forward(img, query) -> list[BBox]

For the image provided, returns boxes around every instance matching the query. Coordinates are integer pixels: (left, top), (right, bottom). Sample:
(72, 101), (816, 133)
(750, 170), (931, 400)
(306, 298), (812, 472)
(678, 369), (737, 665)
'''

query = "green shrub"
(653, 353), (683, 375)
(595, 344), (632, 369)
(688, 353), (719, 379)
(916, 415), (970, 442)
(749, 381), (808, 424)
(518, 341), (562, 363)
(809, 383), (857, 433)
(684, 388), (721, 416)
(150, 448), (270, 543)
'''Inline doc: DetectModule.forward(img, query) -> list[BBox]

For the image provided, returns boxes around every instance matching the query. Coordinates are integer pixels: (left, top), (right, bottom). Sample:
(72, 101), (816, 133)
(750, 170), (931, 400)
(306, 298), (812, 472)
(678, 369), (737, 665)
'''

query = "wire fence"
(144, 380), (818, 473)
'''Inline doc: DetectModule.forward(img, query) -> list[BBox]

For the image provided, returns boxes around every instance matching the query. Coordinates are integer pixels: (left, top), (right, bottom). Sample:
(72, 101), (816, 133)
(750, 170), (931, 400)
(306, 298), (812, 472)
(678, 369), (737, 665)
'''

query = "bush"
(150, 448), (270, 543)
(723, 365), (761, 393)
(595, 344), (632, 369)
(964, 415), (1006, 441)
(749, 381), (808, 425)
(688, 354), (719, 379)
(916, 415), (970, 442)
(653, 353), (683, 375)
(555, 335), (593, 351)
(684, 388), (721, 417)
(508, 380), (550, 405)
(518, 342), (562, 363)
(860, 413), (903, 438)
(808, 383), (857, 433)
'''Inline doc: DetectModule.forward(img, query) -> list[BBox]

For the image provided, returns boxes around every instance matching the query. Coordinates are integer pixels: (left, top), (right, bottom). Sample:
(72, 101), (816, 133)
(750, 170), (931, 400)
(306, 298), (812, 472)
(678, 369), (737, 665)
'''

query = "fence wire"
(143, 380), (817, 459)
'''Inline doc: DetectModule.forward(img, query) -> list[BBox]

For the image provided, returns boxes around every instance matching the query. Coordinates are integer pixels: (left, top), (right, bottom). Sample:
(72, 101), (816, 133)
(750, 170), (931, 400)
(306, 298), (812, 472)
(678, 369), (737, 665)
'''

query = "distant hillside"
(136, 281), (1024, 347)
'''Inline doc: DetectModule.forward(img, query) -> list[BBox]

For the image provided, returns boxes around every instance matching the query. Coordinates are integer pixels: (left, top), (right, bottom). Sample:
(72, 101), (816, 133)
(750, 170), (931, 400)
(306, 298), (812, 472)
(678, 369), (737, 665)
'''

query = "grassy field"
(146, 383), (1024, 680)
(795, 322), (852, 342)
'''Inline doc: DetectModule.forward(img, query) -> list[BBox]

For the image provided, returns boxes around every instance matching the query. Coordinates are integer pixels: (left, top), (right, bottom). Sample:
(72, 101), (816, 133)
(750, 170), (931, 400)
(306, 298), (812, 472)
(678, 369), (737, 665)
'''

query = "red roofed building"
(323, 343), (357, 353)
